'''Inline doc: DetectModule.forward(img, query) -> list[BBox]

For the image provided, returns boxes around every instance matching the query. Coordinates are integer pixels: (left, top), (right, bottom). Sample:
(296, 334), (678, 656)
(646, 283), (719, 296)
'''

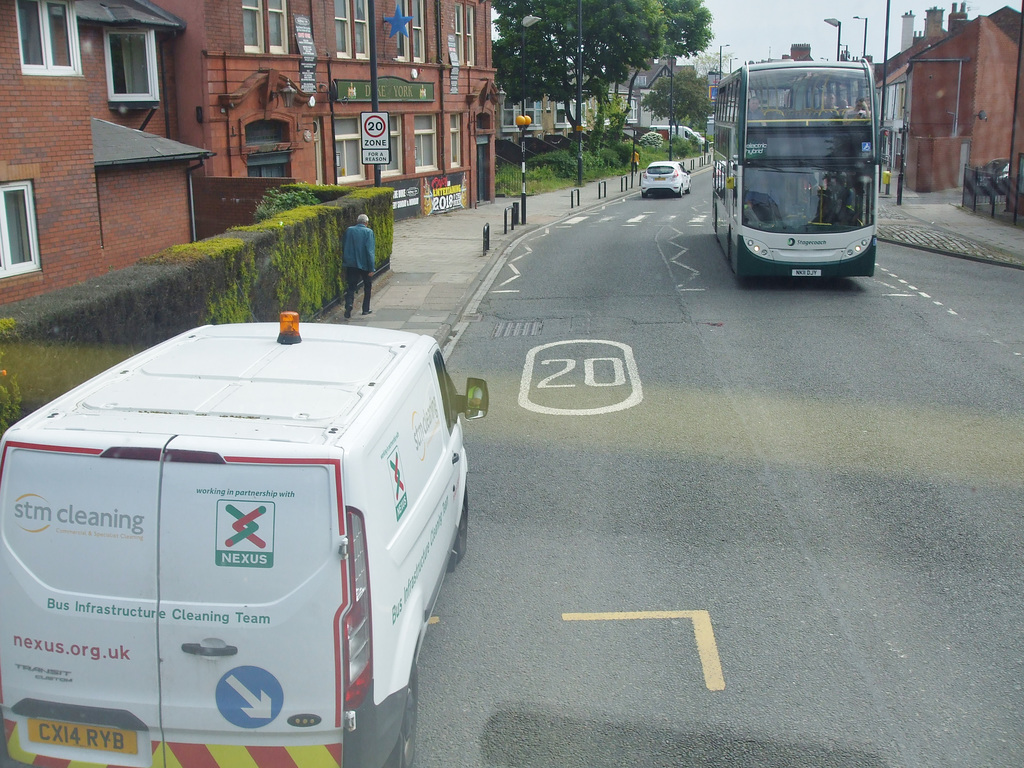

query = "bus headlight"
(745, 238), (771, 259)
(845, 238), (871, 257)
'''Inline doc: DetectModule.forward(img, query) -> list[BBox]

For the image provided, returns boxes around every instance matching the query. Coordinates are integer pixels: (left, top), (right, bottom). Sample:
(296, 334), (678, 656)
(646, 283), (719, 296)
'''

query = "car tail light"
(344, 509), (373, 710)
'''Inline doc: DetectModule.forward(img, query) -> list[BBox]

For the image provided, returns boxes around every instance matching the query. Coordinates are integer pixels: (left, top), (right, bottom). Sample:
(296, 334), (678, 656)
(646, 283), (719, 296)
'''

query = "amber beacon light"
(277, 311), (302, 344)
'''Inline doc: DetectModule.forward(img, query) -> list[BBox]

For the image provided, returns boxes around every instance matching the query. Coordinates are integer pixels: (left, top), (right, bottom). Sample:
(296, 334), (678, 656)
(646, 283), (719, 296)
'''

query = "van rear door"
(0, 439), (164, 767)
(154, 439), (347, 767)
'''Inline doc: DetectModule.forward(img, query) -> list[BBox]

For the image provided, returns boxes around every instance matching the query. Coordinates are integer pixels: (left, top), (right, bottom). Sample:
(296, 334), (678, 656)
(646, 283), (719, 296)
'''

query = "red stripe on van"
(164, 742), (221, 768)
(247, 745), (299, 767)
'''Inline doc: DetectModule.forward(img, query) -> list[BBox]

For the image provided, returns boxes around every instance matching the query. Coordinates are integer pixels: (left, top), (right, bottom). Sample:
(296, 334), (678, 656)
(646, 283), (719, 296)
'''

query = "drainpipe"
(1011, 2), (1023, 224)
(186, 158), (206, 242)
(436, 0), (447, 173)
(327, 57), (338, 184)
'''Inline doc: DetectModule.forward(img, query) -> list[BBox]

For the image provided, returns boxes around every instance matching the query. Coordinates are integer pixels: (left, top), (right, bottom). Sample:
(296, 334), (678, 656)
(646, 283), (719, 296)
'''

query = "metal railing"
(962, 164), (1021, 223)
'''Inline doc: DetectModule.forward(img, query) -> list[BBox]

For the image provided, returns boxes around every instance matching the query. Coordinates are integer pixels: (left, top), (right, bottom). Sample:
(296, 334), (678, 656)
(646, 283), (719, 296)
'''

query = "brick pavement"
(878, 198), (1024, 269)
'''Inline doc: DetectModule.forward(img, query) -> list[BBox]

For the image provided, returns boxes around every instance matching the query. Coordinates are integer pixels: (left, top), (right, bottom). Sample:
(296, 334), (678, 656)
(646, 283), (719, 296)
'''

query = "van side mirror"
(461, 377), (489, 420)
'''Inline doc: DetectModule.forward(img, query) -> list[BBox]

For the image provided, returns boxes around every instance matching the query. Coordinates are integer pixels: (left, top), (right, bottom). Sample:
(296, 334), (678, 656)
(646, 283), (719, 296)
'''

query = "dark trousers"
(344, 267), (373, 313)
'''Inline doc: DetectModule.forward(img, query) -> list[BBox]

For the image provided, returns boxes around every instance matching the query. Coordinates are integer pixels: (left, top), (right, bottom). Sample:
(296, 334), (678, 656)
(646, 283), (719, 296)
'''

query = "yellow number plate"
(27, 718), (138, 754)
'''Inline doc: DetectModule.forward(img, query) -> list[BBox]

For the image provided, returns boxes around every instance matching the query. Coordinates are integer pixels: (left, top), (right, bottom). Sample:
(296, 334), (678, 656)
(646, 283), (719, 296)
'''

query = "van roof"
(12, 323), (435, 445)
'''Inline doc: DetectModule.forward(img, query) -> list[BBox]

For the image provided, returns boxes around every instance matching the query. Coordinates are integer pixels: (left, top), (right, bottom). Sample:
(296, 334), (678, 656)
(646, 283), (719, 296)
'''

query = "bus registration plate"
(27, 718), (138, 755)
(792, 269), (822, 277)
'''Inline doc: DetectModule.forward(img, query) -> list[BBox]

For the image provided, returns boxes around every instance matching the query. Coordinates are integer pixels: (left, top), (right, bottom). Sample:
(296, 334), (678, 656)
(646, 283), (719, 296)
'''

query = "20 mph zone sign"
(361, 111), (391, 165)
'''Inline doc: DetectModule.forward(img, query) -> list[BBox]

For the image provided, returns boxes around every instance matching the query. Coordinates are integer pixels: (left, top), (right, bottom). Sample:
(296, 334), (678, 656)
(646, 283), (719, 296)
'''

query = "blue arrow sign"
(216, 666), (283, 728)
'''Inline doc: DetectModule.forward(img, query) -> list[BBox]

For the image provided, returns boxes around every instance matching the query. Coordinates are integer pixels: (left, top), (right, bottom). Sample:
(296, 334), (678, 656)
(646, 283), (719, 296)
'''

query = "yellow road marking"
(562, 610), (725, 691)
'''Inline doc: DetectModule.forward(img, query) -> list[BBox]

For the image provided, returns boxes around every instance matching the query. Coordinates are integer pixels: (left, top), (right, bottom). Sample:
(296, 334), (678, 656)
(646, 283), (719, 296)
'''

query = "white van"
(650, 124), (704, 143)
(0, 315), (488, 768)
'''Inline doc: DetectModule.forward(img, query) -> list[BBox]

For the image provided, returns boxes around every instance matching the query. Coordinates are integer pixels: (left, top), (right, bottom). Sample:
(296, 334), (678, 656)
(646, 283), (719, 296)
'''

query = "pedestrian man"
(631, 149), (640, 173)
(342, 213), (376, 318)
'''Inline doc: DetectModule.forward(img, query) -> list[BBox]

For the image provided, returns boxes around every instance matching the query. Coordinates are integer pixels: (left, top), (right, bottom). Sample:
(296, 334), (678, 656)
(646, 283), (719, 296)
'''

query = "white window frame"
(334, 0), (350, 58)
(554, 101), (570, 128)
(103, 28), (159, 102)
(414, 114), (437, 171)
(449, 113), (461, 168)
(353, 0), (368, 59)
(411, 0), (425, 63)
(463, 5), (475, 66)
(382, 120), (403, 176)
(1, 182), (41, 279)
(502, 100), (542, 130)
(453, 3), (463, 64)
(268, 0), (287, 54)
(243, 0), (263, 53)
(17, 0), (81, 76)
(395, 0), (410, 61)
(335, 117), (365, 181)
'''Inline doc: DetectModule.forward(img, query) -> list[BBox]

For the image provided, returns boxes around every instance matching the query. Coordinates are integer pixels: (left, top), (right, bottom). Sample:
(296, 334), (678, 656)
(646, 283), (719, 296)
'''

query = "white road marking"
(519, 340), (643, 416)
(498, 262), (521, 287)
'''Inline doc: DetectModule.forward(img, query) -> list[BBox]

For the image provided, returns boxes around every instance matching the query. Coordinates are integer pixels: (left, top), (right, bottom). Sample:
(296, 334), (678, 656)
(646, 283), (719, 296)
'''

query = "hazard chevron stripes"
(4, 720), (342, 768)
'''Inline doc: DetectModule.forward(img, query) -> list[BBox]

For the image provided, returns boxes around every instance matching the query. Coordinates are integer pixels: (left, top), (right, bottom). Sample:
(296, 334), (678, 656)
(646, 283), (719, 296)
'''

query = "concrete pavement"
(321, 168), (649, 350)
(322, 161), (1024, 349)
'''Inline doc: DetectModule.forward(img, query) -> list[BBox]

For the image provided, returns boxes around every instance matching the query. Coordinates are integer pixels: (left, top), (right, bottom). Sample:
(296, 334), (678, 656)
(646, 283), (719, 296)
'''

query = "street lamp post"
(719, 43), (729, 80)
(519, 15), (541, 225)
(824, 18), (842, 61)
(881, 0), (892, 193)
(576, 0), (583, 187)
(853, 15), (868, 59)
(368, 0), (380, 186)
(668, 57), (675, 161)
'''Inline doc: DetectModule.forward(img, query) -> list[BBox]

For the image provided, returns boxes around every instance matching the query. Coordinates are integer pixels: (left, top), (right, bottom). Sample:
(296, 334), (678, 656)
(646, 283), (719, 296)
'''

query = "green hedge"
(0, 185), (394, 343)
(0, 185), (395, 426)
(0, 320), (19, 435)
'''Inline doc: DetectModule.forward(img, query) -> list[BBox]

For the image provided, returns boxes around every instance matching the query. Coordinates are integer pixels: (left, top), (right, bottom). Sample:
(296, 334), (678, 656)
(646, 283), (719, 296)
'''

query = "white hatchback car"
(640, 161), (691, 197)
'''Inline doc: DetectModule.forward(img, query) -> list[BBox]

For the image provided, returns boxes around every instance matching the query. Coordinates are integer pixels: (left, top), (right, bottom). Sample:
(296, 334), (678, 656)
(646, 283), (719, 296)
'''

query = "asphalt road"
(418, 172), (1024, 768)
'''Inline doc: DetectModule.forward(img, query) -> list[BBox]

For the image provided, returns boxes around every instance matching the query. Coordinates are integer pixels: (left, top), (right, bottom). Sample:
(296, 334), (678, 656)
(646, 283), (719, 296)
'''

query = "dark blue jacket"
(342, 223), (376, 271)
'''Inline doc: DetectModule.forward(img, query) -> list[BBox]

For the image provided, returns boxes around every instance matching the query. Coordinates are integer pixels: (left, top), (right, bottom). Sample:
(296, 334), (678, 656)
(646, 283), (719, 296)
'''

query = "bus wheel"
(712, 199), (718, 232)
(727, 226), (736, 272)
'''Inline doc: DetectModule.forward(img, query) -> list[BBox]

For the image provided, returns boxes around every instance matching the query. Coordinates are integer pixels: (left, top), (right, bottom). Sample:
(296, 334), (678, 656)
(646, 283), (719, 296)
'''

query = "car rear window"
(647, 165), (675, 174)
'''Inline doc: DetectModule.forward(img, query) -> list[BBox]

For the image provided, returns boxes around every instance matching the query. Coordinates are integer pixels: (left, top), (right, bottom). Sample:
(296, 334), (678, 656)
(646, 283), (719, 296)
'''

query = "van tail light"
(343, 509), (373, 711)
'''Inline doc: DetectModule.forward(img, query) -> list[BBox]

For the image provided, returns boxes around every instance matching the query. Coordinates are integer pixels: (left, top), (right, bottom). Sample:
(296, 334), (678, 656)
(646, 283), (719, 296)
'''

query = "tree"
(492, 0), (712, 129)
(640, 68), (711, 128)
(686, 49), (737, 79)
(662, 0), (713, 59)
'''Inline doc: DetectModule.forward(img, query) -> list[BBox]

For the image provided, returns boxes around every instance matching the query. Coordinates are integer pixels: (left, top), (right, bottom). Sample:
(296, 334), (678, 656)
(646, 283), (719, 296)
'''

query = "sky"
(702, 0), (1015, 70)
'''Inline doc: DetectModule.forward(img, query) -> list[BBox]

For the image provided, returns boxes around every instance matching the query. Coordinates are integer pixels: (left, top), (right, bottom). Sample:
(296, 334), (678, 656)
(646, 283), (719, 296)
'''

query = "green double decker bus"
(712, 61), (879, 278)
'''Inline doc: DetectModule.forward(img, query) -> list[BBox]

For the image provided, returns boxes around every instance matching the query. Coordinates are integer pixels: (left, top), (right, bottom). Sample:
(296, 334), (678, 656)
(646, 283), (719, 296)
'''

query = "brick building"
(1, 0), (498, 306)
(159, 0), (498, 233)
(879, 4), (1024, 192)
(1, 0), (210, 305)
